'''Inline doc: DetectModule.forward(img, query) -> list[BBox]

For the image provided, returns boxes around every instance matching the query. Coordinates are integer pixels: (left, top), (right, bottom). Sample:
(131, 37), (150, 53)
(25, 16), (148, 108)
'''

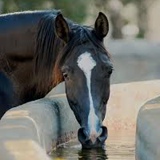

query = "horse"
(0, 10), (113, 148)
(0, 72), (17, 118)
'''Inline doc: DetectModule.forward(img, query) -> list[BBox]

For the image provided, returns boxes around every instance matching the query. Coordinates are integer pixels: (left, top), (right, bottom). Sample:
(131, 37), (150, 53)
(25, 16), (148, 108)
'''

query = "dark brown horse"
(0, 10), (113, 148)
(0, 71), (16, 118)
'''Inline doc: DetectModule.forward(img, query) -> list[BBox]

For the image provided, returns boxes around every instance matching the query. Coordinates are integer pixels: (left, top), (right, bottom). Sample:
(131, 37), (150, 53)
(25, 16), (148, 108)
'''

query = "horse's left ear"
(94, 12), (109, 40)
(55, 13), (70, 43)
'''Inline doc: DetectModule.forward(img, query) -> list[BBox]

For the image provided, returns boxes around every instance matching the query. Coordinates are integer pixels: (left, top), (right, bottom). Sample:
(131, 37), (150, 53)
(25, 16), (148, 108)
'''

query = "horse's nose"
(78, 126), (108, 148)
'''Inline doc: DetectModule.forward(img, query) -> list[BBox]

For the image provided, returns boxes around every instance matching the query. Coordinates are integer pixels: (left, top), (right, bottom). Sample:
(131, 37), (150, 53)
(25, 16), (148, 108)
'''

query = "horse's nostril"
(97, 126), (108, 142)
(78, 128), (88, 145)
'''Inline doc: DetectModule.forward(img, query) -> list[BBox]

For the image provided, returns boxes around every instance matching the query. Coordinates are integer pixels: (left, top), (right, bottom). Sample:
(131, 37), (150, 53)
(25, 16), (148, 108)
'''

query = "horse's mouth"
(78, 126), (108, 149)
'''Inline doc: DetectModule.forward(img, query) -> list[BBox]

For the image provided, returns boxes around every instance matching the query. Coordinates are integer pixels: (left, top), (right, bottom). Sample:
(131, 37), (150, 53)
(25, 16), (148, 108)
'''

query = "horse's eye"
(108, 69), (113, 75)
(63, 73), (68, 78)
(61, 66), (73, 80)
(63, 72), (68, 79)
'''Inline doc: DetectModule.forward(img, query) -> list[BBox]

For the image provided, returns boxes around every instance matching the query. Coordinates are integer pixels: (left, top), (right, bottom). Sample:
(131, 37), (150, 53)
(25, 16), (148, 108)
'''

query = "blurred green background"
(0, 0), (87, 24)
(0, 0), (159, 40)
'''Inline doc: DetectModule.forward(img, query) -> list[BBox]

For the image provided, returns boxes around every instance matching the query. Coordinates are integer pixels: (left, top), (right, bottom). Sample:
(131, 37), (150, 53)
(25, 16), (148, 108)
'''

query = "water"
(50, 131), (135, 160)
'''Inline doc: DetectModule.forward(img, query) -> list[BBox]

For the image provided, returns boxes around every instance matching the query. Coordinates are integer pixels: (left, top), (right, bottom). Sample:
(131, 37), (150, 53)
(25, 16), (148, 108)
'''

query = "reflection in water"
(51, 131), (135, 160)
(78, 148), (108, 160)
(50, 143), (109, 160)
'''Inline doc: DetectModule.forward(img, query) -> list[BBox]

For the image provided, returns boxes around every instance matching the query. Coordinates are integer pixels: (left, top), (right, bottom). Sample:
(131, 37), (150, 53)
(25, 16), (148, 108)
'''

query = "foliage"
(52, 0), (87, 23)
(0, 0), (88, 23)
(94, 0), (148, 39)
(1, 0), (44, 12)
(0, 0), (150, 38)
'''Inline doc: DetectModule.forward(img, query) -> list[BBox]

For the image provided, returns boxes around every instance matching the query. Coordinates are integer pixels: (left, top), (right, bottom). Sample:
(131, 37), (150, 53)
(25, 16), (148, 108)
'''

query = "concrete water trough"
(136, 96), (160, 160)
(0, 80), (160, 159)
(0, 83), (79, 160)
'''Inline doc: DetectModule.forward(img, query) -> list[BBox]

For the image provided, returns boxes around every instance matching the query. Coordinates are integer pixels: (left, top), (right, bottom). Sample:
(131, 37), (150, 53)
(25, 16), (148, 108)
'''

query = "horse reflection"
(78, 148), (108, 160)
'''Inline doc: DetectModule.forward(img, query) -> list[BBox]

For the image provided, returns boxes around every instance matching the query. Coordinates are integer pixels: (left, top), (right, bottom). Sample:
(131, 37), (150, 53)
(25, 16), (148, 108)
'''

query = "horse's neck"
(0, 31), (35, 59)
(0, 14), (40, 59)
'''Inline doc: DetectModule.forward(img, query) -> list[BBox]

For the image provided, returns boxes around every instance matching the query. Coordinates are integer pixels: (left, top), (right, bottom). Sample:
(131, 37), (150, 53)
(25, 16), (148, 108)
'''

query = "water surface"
(51, 131), (135, 160)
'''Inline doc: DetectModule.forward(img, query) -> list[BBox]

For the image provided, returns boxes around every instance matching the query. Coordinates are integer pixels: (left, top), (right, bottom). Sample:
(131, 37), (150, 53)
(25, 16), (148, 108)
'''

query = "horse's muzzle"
(78, 126), (108, 149)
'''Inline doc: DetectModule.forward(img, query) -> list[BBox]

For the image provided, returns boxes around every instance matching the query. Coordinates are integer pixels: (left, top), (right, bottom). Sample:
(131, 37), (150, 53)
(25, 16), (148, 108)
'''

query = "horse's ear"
(55, 13), (70, 43)
(94, 12), (109, 40)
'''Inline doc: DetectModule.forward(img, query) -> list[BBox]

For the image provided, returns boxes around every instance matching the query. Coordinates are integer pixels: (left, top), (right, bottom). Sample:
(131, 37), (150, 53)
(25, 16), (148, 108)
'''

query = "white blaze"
(77, 52), (99, 135)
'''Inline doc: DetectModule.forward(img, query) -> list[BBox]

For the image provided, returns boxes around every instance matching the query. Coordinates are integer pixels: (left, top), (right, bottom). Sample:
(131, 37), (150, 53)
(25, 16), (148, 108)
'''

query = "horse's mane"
(34, 12), (110, 94)
(34, 11), (64, 94)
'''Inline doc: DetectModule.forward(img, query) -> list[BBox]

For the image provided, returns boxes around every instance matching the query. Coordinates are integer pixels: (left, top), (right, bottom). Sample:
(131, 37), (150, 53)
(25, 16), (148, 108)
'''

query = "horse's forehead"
(77, 52), (96, 72)
(76, 51), (110, 69)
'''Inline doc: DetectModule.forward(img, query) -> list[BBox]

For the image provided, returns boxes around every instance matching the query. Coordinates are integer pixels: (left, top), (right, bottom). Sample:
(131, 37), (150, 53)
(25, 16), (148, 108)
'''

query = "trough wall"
(0, 80), (160, 159)
(136, 96), (160, 160)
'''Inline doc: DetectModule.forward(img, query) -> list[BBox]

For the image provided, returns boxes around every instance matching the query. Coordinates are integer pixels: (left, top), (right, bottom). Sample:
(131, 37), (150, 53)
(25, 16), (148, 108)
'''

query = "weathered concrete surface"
(106, 40), (160, 84)
(106, 80), (160, 160)
(135, 96), (160, 160)
(0, 83), (79, 160)
(104, 80), (160, 132)
(0, 99), (55, 160)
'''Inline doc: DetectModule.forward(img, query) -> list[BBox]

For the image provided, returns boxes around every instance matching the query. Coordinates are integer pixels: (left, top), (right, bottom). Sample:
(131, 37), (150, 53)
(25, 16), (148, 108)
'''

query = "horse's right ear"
(55, 13), (70, 43)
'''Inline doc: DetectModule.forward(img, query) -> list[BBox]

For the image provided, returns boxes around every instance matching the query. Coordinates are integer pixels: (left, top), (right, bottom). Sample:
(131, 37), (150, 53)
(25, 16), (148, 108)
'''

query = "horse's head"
(54, 12), (113, 148)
